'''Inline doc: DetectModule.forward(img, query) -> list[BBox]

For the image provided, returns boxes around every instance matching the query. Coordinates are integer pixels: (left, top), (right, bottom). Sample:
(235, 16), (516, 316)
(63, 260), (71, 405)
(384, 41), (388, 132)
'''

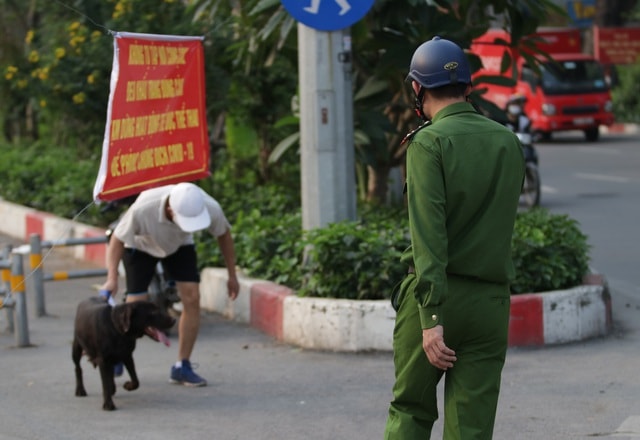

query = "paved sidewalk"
(0, 244), (392, 440)
(2, 235), (640, 439)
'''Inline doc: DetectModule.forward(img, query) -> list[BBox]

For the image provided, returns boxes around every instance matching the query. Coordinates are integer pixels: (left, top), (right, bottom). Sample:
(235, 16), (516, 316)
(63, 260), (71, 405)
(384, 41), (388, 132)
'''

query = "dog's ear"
(111, 304), (133, 334)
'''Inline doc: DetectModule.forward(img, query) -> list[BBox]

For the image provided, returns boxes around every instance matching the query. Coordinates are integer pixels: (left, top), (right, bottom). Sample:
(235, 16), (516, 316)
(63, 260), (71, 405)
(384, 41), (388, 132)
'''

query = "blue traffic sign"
(281, 0), (375, 32)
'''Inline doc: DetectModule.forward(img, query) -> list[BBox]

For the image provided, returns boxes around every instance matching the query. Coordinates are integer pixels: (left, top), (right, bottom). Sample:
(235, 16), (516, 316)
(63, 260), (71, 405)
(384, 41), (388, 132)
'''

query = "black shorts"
(122, 245), (200, 294)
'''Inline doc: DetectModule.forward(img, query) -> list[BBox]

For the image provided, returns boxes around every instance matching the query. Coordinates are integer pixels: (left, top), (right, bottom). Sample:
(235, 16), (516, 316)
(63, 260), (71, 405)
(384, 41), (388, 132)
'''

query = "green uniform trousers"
(384, 274), (510, 439)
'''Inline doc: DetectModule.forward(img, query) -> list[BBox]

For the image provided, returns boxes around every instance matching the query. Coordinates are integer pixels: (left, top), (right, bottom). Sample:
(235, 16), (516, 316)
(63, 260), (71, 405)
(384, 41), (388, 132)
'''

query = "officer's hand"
(422, 325), (457, 370)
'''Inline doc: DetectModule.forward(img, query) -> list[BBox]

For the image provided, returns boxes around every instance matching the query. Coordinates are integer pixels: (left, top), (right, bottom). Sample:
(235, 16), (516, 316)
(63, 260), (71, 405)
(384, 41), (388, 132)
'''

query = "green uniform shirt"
(402, 101), (525, 329)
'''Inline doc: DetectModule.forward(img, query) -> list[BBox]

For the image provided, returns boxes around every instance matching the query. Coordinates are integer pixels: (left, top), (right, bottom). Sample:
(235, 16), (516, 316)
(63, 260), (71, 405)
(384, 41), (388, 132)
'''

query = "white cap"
(168, 183), (211, 232)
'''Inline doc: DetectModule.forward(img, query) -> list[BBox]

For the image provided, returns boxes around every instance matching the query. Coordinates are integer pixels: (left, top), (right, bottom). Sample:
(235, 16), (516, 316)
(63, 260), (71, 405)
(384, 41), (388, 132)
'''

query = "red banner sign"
(93, 32), (209, 202)
(594, 26), (640, 65)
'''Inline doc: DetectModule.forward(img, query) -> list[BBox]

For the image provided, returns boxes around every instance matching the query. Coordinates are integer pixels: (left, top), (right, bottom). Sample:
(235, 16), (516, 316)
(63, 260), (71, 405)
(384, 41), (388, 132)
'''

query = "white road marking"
(574, 172), (630, 183)
(541, 185), (557, 194)
(611, 416), (640, 437)
(577, 146), (621, 155)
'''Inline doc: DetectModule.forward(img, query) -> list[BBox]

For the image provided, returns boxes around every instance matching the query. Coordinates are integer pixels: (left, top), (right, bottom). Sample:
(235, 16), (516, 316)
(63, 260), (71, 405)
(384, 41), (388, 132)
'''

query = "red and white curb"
(201, 268), (612, 351)
(509, 274), (611, 346)
(601, 123), (639, 135)
(0, 199), (107, 266)
(0, 199), (613, 351)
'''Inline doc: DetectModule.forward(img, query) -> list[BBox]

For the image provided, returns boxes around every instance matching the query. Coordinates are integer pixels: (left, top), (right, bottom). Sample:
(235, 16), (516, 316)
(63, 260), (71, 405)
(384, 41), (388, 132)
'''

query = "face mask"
(508, 104), (522, 116)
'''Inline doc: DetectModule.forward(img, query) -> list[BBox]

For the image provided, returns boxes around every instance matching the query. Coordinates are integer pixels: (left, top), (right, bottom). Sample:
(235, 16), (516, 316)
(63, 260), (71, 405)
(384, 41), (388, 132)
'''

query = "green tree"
(191, 0), (299, 187)
(1, 0), (208, 153)
(0, 0), (39, 142)
(236, 0), (564, 204)
(595, 0), (638, 25)
(1, 0), (566, 202)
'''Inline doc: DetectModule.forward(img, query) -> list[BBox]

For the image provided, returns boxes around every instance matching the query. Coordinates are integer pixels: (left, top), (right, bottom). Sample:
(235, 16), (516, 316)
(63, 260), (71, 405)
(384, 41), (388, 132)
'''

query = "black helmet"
(407, 36), (471, 89)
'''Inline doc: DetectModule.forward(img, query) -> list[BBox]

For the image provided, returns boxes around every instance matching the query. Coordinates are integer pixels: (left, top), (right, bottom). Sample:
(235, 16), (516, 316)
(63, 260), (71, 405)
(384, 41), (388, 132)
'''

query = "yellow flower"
(70, 35), (86, 48)
(113, 2), (124, 19)
(68, 22), (81, 32)
(39, 100), (47, 108)
(87, 74), (95, 84)
(91, 30), (102, 41)
(4, 65), (18, 80)
(25, 30), (35, 44)
(17, 79), (28, 89)
(28, 50), (39, 63)
(112, 0), (131, 19)
(72, 92), (86, 104)
(55, 47), (66, 59)
(38, 67), (49, 81)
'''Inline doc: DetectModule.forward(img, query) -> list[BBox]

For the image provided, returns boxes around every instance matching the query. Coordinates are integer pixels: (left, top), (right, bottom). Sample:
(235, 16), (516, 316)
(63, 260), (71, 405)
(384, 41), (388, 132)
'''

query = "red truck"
(471, 27), (614, 142)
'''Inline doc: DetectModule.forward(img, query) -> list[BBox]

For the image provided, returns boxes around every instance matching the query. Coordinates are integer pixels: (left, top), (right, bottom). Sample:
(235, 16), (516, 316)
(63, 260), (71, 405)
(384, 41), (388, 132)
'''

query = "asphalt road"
(1, 129), (639, 439)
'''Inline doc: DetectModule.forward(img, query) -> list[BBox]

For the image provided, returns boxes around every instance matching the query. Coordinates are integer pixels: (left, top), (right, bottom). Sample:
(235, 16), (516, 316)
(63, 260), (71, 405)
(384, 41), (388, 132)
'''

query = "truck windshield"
(536, 60), (608, 95)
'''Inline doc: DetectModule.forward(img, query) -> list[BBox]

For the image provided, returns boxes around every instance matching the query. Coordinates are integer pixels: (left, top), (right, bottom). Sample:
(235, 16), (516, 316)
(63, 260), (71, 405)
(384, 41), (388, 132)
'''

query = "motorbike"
(102, 198), (182, 322)
(516, 131), (541, 208)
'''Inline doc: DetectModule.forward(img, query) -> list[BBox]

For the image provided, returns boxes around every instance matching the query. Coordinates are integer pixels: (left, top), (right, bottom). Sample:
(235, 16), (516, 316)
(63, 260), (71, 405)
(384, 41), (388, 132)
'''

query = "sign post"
(282, 0), (374, 230)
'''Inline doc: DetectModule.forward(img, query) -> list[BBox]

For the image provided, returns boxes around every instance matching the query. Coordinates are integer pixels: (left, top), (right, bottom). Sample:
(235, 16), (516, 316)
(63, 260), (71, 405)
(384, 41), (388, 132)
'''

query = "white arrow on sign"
(304, 0), (351, 16)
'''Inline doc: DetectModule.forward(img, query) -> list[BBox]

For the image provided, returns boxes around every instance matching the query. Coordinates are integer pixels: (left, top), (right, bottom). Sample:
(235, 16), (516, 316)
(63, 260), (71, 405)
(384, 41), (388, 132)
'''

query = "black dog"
(72, 298), (176, 410)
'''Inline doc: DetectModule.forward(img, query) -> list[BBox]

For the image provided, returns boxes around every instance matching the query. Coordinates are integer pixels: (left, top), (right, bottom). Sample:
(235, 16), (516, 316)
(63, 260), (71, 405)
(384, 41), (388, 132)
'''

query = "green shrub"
(298, 218), (408, 300)
(235, 207), (590, 299)
(0, 142), (592, 298)
(197, 208), (305, 288)
(612, 61), (640, 123)
(511, 208), (590, 294)
(0, 141), (102, 222)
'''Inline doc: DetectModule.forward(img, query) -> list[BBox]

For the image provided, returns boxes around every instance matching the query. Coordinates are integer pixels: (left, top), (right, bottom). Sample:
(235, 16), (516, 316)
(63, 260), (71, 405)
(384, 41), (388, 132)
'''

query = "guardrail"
(0, 246), (30, 347)
(1, 233), (108, 347)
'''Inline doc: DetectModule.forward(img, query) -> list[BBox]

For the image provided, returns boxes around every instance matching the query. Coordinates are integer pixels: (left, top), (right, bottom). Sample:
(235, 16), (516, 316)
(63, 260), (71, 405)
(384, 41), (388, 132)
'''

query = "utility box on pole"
(281, 0), (375, 230)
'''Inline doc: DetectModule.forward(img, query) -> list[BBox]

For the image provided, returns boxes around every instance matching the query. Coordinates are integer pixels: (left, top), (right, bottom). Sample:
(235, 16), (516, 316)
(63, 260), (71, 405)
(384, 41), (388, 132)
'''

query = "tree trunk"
(366, 164), (390, 205)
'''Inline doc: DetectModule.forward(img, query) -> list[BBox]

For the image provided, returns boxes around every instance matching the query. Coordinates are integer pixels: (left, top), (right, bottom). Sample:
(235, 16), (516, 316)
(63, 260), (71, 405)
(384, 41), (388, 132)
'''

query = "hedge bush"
(511, 208), (590, 293)
(198, 206), (590, 299)
(297, 217), (408, 300)
(0, 141), (103, 222)
(0, 143), (591, 299)
(612, 62), (640, 123)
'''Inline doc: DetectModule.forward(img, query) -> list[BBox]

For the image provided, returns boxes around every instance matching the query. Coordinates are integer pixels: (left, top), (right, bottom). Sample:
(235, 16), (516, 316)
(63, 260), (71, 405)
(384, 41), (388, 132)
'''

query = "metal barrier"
(0, 245), (15, 333)
(0, 246), (30, 346)
(24, 233), (108, 317)
(1, 233), (107, 346)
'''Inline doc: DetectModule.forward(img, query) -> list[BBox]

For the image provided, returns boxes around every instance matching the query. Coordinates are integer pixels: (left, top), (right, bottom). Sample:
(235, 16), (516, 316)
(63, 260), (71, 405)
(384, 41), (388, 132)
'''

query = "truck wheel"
(585, 127), (599, 142)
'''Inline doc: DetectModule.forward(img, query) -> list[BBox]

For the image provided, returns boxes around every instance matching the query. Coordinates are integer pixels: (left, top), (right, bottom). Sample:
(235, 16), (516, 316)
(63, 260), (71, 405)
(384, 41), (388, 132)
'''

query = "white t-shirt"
(114, 185), (230, 258)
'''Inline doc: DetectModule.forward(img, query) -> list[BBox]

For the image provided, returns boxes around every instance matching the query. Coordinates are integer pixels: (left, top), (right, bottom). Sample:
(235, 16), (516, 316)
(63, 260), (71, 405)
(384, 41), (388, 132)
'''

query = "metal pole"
(30, 234), (46, 316)
(43, 269), (108, 281)
(298, 25), (357, 230)
(1, 245), (14, 333)
(41, 236), (108, 248)
(11, 251), (30, 347)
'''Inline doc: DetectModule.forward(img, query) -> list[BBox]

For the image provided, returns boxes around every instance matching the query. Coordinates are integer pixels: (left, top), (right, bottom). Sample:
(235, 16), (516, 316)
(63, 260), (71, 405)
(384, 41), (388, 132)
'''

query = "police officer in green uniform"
(384, 37), (525, 439)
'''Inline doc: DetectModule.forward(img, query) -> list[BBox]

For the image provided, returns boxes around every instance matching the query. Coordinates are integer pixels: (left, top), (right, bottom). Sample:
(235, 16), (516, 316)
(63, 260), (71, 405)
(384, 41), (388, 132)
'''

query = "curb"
(0, 199), (613, 351)
(601, 123), (639, 135)
(200, 268), (612, 351)
(0, 199), (108, 266)
(508, 273), (612, 346)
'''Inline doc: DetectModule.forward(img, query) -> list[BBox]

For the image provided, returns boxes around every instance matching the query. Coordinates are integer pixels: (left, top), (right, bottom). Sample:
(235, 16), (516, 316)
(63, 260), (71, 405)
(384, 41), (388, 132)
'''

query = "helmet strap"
(413, 86), (427, 121)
